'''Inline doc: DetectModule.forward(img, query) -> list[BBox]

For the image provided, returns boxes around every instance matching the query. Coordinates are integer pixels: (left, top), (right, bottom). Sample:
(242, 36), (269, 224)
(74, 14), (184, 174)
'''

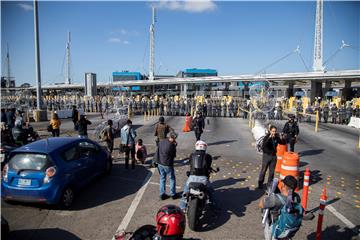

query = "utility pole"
(34, 0), (42, 110)
(149, 7), (156, 80)
(6, 44), (11, 89)
(65, 31), (71, 84)
(313, 0), (324, 72)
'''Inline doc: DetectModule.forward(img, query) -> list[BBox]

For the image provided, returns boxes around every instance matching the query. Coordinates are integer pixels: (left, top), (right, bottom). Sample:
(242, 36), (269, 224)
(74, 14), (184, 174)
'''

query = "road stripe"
(112, 168), (155, 240)
(327, 205), (359, 235)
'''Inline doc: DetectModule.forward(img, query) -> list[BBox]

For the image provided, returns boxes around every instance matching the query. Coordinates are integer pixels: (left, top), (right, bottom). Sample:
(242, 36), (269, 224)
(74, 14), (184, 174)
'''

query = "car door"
(78, 141), (100, 179)
(60, 144), (89, 188)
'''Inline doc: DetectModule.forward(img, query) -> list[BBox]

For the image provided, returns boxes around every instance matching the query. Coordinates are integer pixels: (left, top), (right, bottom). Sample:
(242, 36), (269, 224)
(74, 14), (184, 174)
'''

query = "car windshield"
(8, 153), (51, 171)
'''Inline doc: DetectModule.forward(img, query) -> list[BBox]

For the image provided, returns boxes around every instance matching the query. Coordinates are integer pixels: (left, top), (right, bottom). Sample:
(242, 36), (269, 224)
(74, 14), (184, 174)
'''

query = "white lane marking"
(112, 168), (155, 240)
(327, 205), (359, 235)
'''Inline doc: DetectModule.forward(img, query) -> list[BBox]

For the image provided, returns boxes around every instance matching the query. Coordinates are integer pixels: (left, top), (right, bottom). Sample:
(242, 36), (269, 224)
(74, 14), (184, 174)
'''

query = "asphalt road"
(2, 115), (359, 240)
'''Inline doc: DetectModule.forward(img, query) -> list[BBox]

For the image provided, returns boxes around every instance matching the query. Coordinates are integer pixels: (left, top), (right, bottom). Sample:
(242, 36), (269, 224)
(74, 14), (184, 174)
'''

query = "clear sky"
(1, 1), (359, 86)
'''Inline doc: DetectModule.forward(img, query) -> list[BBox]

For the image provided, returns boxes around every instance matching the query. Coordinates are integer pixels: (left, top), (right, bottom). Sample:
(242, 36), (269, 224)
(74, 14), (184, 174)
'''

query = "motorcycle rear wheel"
(187, 198), (200, 231)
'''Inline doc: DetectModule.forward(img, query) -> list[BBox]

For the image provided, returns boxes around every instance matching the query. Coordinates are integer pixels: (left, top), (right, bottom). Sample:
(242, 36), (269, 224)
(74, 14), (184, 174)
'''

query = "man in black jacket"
(77, 115), (92, 138)
(192, 111), (205, 141)
(258, 126), (285, 189)
(71, 105), (79, 130)
(282, 115), (299, 152)
(157, 132), (178, 200)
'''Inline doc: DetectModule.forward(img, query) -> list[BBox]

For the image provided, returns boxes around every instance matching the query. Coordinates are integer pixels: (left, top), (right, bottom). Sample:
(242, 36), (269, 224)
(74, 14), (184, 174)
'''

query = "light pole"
(34, 0), (42, 110)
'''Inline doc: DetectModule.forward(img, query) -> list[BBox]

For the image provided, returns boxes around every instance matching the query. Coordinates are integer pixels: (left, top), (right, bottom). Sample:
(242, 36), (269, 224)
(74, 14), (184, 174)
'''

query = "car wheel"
(58, 187), (74, 209)
(105, 158), (113, 175)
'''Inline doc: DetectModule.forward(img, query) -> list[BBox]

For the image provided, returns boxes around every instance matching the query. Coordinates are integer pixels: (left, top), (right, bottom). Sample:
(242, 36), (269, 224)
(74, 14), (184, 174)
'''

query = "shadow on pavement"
(8, 228), (81, 240)
(299, 149), (324, 157)
(207, 140), (238, 146)
(298, 169), (323, 190)
(196, 186), (264, 232)
(307, 225), (360, 240)
(306, 198), (340, 214)
(212, 177), (246, 189)
(69, 163), (151, 210)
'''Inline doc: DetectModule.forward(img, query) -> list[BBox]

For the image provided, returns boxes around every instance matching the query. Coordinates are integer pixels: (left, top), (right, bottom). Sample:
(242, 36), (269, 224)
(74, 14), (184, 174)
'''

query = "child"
(135, 139), (147, 164)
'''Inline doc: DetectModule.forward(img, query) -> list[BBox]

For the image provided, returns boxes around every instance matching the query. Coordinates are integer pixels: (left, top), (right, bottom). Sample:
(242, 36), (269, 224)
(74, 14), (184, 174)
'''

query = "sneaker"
(171, 193), (179, 200)
(160, 194), (168, 200)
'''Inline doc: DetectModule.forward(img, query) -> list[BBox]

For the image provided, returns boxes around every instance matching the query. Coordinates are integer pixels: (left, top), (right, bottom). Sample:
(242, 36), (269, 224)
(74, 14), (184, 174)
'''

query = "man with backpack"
(102, 119), (115, 155)
(120, 119), (137, 169)
(259, 175), (303, 240)
(154, 116), (173, 146)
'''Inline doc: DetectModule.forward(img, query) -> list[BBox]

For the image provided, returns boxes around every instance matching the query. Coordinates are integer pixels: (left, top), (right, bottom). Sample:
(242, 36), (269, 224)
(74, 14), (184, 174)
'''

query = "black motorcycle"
(185, 167), (219, 231)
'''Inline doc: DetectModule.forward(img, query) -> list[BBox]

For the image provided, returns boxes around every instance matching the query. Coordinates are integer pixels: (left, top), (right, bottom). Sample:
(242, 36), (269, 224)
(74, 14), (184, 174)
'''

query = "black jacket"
(72, 109), (79, 122)
(189, 151), (212, 177)
(157, 139), (177, 166)
(283, 121), (299, 138)
(77, 118), (92, 136)
(262, 134), (285, 156)
(192, 116), (205, 132)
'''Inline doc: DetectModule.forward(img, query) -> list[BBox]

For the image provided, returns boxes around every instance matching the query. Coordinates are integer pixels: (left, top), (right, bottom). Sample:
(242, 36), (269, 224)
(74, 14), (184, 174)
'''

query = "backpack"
(100, 127), (108, 141)
(272, 194), (303, 239)
(136, 147), (144, 159)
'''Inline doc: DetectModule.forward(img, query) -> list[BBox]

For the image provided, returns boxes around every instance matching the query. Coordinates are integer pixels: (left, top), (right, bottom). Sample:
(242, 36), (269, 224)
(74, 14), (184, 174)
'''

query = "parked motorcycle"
(185, 167), (219, 231)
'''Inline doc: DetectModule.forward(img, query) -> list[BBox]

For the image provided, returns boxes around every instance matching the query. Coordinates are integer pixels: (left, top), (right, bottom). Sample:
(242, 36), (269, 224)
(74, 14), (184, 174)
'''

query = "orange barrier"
(182, 116), (192, 132)
(279, 152), (300, 191)
(316, 185), (327, 240)
(302, 168), (311, 211)
(275, 144), (287, 173)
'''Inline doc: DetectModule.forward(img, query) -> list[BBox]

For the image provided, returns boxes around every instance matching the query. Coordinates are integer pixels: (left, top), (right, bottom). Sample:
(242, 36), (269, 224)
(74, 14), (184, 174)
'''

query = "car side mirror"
(186, 171), (190, 177)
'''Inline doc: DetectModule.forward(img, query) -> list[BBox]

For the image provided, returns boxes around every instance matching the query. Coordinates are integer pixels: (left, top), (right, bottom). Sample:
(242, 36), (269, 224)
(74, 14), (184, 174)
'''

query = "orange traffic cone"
(182, 114), (192, 132)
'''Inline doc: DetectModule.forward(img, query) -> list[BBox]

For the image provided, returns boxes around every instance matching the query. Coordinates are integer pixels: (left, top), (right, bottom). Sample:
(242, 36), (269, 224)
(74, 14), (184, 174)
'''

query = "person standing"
(49, 113), (61, 137)
(104, 119), (115, 154)
(121, 119), (137, 169)
(71, 105), (79, 130)
(192, 111), (205, 141)
(77, 115), (92, 138)
(322, 104), (330, 123)
(331, 104), (338, 124)
(6, 108), (15, 129)
(1, 109), (7, 124)
(258, 126), (285, 189)
(346, 104), (353, 124)
(154, 117), (173, 146)
(157, 132), (178, 200)
(282, 115), (299, 152)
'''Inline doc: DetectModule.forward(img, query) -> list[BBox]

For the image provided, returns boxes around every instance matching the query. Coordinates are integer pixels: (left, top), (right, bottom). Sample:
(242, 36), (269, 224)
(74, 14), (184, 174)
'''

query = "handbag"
(47, 124), (53, 132)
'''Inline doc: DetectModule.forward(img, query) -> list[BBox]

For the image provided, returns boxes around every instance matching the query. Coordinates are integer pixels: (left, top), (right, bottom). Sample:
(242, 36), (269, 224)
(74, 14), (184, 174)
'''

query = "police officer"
(282, 115), (299, 152)
(179, 140), (217, 210)
(354, 105), (360, 118)
(207, 100), (212, 117)
(322, 104), (330, 123)
(331, 104), (338, 124)
(346, 104), (353, 124)
(228, 100), (234, 118)
(338, 105), (346, 124)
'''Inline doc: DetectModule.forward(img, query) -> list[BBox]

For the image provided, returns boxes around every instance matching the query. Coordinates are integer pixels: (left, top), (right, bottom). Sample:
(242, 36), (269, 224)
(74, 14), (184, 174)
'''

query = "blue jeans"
(179, 175), (215, 210)
(157, 164), (176, 197)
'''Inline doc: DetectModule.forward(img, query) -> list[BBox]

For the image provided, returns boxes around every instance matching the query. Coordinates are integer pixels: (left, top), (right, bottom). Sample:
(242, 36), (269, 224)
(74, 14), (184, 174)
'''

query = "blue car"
(1, 137), (112, 209)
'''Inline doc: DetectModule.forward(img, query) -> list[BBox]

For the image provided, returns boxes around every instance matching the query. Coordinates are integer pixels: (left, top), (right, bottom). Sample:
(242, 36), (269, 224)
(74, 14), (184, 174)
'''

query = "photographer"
(258, 126), (285, 189)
